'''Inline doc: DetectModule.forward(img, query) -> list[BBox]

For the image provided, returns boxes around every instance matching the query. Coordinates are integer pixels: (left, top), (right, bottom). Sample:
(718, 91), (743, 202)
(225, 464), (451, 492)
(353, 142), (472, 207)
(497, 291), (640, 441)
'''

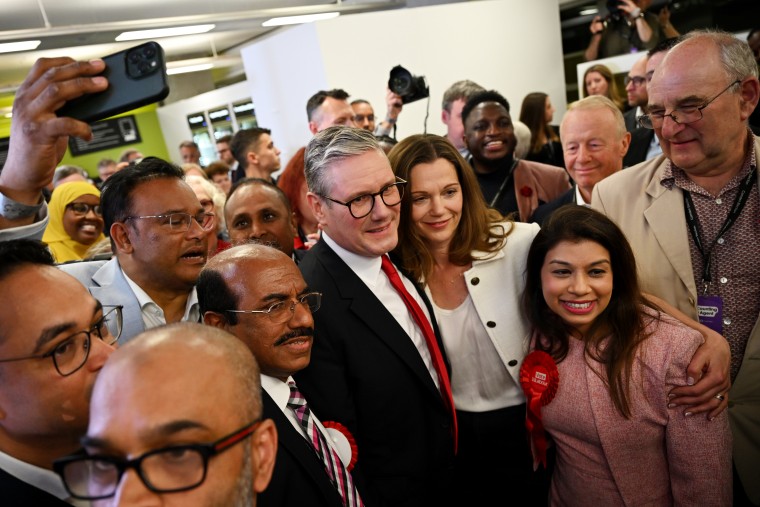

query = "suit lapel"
(89, 258), (145, 341)
(262, 392), (343, 504)
(314, 241), (446, 405)
(643, 174), (698, 298)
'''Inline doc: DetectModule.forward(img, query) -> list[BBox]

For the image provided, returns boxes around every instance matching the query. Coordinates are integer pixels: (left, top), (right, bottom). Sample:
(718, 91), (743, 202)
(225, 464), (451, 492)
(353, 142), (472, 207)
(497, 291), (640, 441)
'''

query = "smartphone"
(56, 41), (170, 124)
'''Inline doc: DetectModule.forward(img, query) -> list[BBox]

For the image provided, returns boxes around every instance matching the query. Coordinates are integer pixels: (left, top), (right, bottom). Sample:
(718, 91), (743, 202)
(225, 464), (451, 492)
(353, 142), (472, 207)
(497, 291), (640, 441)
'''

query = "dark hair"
(216, 134), (232, 145)
(100, 157), (184, 234)
(0, 239), (55, 281)
(519, 92), (559, 155)
(204, 161), (231, 179)
(388, 134), (510, 283)
(522, 206), (658, 418)
(350, 99), (370, 107)
(229, 127), (272, 170)
(647, 36), (683, 57)
(461, 90), (511, 127)
(277, 147), (307, 226)
(197, 266), (240, 325)
(227, 177), (292, 216)
(306, 89), (349, 122)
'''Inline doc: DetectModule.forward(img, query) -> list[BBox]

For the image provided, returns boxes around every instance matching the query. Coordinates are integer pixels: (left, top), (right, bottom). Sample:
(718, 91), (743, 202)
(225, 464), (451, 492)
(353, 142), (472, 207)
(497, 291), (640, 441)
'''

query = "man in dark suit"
(295, 126), (456, 507)
(199, 243), (360, 506)
(0, 240), (117, 505)
(532, 95), (630, 225)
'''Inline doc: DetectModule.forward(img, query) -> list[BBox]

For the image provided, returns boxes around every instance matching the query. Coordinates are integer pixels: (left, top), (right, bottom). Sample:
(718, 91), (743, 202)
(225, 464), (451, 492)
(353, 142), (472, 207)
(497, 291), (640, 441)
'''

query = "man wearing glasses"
(199, 243), (360, 506)
(54, 322), (277, 506)
(592, 30), (760, 505)
(0, 239), (120, 505)
(294, 126), (456, 507)
(61, 157), (214, 343)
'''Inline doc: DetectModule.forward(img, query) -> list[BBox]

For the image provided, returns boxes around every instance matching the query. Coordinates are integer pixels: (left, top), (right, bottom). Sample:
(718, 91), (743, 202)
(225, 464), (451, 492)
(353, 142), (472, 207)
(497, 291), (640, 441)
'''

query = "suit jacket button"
(508, 359), (518, 367)
(471, 277), (480, 285)
(487, 321), (496, 328)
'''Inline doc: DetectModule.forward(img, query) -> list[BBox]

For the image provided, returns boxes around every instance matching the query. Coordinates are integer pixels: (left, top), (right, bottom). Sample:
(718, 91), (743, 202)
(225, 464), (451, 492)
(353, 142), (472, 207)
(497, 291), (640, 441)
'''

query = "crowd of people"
(0, 23), (759, 507)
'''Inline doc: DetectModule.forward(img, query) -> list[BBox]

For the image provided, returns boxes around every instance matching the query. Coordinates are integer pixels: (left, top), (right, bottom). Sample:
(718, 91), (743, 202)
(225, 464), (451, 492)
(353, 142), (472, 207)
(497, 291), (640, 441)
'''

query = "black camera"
(388, 65), (429, 105)
(605, 0), (624, 20)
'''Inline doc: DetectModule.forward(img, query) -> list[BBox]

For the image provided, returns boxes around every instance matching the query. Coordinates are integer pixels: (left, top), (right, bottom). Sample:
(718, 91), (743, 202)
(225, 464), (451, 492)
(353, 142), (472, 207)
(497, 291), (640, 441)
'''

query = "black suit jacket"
(258, 391), (344, 507)
(623, 108), (639, 133)
(624, 127), (656, 167)
(530, 186), (576, 226)
(295, 240), (455, 507)
(0, 467), (70, 507)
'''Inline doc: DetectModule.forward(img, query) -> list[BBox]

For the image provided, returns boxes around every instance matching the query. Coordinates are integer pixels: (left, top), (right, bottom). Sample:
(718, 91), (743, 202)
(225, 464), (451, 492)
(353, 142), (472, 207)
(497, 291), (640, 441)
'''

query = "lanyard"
(489, 158), (519, 208)
(682, 167), (756, 291)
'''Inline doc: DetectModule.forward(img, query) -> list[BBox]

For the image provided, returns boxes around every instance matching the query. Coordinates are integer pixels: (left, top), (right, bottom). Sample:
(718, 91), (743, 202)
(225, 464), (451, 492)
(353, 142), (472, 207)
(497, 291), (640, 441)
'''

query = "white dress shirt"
(0, 449), (88, 506)
(122, 268), (200, 328)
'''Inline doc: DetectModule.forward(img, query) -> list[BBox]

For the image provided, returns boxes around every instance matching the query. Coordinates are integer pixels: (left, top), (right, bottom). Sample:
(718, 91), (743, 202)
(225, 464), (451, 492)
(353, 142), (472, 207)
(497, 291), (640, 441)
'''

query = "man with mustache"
(462, 90), (570, 222)
(61, 158), (214, 343)
(199, 244), (363, 507)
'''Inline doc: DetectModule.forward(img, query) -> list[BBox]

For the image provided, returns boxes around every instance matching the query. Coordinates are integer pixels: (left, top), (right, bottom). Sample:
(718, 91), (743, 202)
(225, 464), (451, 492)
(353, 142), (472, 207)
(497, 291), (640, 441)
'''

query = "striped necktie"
(287, 381), (363, 507)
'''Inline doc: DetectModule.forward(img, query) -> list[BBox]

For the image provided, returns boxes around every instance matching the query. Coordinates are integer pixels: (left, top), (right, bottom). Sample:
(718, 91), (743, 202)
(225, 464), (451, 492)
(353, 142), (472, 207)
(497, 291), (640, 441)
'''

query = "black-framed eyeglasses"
(225, 292), (322, 324)
(124, 212), (215, 233)
(66, 202), (103, 217)
(318, 179), (406, 219)
(624, 75), (646, 87)
(638, 79), (741, 129)
(0, 306), (123, 377)
(54, 420), (261, 500)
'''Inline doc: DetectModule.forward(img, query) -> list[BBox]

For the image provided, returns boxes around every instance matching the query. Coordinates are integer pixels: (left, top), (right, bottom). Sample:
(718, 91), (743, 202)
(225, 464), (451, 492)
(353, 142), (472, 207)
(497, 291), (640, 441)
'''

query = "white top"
(645, 132), (663, 161)
(575, 184), (591, 207)
(122, 268), (200, 329)
(261, 374), (350, 467)
(322, 232), (439, 389)
(432, 294), (518, 412)
(0, 449), (88, 506)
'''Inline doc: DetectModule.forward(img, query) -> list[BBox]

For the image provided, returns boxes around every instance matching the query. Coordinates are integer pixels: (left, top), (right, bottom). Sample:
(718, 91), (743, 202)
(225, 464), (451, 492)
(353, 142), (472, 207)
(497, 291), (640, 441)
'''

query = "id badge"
(697, 295), (723, 334)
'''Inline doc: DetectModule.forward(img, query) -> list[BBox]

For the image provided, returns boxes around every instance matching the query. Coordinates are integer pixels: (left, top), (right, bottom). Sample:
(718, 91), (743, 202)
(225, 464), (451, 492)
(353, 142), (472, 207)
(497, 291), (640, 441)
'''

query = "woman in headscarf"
(42, 181), (105, 263)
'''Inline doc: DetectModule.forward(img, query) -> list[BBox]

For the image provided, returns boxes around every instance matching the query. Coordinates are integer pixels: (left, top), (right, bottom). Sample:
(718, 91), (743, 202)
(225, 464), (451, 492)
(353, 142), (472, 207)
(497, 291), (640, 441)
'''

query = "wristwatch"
(0, 193), (44, 220)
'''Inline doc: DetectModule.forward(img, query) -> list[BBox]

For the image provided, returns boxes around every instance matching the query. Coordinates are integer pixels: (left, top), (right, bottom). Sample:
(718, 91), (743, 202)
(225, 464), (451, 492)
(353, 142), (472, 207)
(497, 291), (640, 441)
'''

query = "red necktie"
(380, 255), (458, 453)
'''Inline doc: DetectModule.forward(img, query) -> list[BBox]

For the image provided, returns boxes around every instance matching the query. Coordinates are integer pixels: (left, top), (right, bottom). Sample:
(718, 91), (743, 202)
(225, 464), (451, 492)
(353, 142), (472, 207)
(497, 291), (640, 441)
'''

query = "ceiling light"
(167, 63), (214, 75)
(0, 40), (41, 54)
(116, 24), (215, 42)
(262, 12), (340, 27)
(579, 8), (598, 15)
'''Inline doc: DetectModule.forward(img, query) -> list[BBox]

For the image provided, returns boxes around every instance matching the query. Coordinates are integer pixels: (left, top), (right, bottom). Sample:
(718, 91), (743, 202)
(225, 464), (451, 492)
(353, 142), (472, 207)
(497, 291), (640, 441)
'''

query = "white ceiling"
(0, 0), (411, 92)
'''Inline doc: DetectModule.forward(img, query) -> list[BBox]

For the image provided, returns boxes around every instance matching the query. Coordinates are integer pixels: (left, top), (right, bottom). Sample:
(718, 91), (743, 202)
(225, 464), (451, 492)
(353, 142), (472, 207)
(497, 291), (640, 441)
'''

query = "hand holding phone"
(56, 41), (170, 124)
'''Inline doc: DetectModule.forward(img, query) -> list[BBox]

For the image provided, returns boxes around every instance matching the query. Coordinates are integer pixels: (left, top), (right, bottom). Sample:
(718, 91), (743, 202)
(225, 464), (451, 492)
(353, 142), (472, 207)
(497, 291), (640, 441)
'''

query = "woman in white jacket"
(389, 134), (545, 505)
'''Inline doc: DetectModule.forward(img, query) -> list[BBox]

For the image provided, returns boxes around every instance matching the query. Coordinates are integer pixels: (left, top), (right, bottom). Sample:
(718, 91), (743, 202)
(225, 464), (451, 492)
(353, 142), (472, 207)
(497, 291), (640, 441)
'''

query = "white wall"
(243, 0), (566, 164)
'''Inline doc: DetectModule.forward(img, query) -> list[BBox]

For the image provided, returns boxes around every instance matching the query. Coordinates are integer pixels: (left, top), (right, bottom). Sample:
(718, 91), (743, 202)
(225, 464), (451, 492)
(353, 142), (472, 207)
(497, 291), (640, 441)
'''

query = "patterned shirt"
(660, 131), (760, 381)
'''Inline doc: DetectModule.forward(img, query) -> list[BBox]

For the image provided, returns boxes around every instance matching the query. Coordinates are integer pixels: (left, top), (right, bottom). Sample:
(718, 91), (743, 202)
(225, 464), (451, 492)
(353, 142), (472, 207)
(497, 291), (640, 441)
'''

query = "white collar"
(121, 267), (198, 318)
(261, 374), (293, 410)
(321, 232), (383, 289)
(0, 448), (70, 501)
(575, 185), (591, 206)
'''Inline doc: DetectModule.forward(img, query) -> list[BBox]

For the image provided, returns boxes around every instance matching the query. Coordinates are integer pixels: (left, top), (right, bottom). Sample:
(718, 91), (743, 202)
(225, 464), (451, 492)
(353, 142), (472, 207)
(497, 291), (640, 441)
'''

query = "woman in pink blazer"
(522, 206), (732, 506)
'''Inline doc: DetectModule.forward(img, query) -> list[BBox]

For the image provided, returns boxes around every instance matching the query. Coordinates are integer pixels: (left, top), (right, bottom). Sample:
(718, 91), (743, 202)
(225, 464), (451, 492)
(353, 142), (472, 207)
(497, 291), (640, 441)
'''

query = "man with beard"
(54, 323), (277, 506)
(462, 90), (570, 222)
(199, 244), (363, 506)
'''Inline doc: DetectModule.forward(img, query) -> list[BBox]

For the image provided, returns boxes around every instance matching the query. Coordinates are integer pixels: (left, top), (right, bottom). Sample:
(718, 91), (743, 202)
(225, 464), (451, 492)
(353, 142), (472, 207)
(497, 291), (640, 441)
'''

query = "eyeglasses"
(638, 80), (741, 129)
(0, 306), (123, 377)
(624, 75), (646, 87)
(319, 179), (406, 219)
(66, 203), (103, 217)
(353, 114), (375, 123)
(225, 292), (322, 324)
(198, 199), (215, 213)
(54, 420), (260, 500)
(124, 212), (215, 233)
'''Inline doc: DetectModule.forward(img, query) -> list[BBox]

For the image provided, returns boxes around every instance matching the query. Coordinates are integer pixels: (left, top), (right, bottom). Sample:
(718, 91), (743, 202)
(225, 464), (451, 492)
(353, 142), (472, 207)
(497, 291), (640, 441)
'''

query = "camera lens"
(391, 76), (411, 94)
(143, 45), (156, 58)
(138, 61), (151, 74)
(128, 51), (141, 64)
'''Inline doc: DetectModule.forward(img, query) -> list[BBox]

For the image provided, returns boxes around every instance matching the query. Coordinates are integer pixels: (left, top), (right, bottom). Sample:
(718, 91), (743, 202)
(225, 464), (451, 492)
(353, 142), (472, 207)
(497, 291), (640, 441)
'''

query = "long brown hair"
(582, 64), (625, 111)
(522, 206), (660, 417)
(519, 92), (559, 155)
(388, 134), (511, 283)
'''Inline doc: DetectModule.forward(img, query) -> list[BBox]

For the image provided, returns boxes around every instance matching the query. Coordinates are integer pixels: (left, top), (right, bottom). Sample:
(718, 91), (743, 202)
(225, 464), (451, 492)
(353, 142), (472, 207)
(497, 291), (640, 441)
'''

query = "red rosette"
(519, 350), (559, 469)
(519, 185), (534, 197)
(323, 421), (358, 471)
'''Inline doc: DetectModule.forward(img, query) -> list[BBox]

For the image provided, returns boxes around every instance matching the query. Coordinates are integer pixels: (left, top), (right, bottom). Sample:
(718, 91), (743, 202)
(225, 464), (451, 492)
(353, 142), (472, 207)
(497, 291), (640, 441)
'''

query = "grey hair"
(304, 126), (384, 198)
(442, 80), (486, 112)
(562, 95), (626, 140)
(681, 29), (758, 82)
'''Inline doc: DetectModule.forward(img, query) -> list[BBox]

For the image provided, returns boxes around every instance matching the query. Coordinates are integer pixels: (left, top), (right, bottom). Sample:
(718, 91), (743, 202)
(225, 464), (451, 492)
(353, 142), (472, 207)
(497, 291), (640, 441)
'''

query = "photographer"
(584, 0), (664, 61)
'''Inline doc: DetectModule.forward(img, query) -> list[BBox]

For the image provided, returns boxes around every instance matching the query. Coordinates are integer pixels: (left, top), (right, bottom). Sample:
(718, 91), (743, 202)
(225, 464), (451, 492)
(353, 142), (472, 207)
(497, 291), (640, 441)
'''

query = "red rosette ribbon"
(323, 421), (358, 471)
(519, 350), (559, 469)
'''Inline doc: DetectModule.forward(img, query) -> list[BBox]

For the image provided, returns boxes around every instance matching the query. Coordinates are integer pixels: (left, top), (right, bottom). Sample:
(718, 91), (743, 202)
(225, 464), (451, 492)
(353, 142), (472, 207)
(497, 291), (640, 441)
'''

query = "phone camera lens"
(128, 52), (141, 64)
(138, 61), (151, 74)
(143, 46), (156, 58)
